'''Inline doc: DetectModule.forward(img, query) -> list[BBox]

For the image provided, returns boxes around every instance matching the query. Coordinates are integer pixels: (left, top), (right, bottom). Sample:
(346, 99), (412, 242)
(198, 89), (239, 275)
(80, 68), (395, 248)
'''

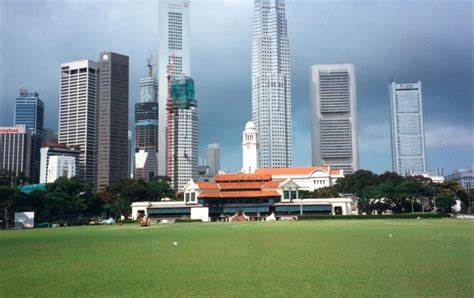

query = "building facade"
(251, 0), (293, 168)
(310, 64), (359, 174)
(204, 143), (220, 177)
(158, 0), (191, 176)
(0, 125), (32, 177)
(46, 156), (76, 183)
(14, 89), (44, 135)
(389, 81), (426, 175)
(166, 75), (198, 191)
(59, 60), (98, 185)
(14, 88), (44, 183)
(96, 52), (130, 192)
(134, 65), (159, 181)
(446, 167), (474, 190)
(242, 121), (258, 174)
(39, 143), (80, 183)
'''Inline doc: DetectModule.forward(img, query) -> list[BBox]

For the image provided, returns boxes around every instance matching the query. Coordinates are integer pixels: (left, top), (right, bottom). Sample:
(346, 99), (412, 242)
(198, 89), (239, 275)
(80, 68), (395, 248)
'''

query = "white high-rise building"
(58, 60), (98, 184)
(158, 0), (191, 176)
(310, 64), (359, 174)
(389, 81), (426, 175)
(251, 0), (293, 168)
(204, 143), (220, 177)
(166, 76), (198, 192)
(242, 121), (258, 174)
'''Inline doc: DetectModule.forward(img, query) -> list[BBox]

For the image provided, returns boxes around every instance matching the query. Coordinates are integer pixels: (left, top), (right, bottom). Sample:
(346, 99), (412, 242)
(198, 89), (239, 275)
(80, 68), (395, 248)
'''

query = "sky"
(0, 0), (472, 175)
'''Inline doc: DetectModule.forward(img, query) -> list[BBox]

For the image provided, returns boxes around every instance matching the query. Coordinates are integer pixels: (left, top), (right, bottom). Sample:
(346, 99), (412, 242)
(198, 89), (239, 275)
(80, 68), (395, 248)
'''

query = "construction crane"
(146, 54), (157, 77)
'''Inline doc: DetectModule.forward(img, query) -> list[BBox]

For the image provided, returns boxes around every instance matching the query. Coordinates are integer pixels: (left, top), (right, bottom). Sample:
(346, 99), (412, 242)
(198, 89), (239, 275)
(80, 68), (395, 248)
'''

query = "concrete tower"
(310, 64), (359, 174)
(58, 60), (98, 185)
(96, 52), (129, 192)
(251, 0), (293, 168)
(166, 75), (198, 192)
(389, 81), (426, 175)
(158, 0), (191, 176)
(242, 121), (258, 174)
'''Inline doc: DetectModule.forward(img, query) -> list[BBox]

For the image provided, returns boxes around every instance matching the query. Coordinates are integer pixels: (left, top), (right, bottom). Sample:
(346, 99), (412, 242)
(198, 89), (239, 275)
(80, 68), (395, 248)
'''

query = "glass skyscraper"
(14, 89), (44, 182)
(251, 0), (293, 168)
(14, 89), (44, 135)
(389, 81), (426, 176)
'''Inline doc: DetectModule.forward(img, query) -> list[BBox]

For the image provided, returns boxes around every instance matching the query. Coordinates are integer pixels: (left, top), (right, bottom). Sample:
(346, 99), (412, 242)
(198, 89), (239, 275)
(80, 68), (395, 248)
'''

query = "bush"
(298, 213), (443, 220)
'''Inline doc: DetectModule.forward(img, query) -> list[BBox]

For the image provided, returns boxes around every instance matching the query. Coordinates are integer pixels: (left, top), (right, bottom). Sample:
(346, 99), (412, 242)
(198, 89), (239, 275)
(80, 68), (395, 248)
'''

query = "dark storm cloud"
(0, 0), (472, 173)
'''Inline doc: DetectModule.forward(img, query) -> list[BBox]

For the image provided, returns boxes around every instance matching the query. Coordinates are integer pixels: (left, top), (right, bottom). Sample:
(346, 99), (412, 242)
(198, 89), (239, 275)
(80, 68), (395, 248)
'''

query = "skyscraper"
(310, 64), (359, 174)
(0, 125), (32, 177)
(14, 89), (44, 135)
(389, 81), (426, 175)
(204, 143), (220, 177)
(158, 0), (191, 176)
(14, 88), (44, 183)
(59, 60), (98, 184)
(166, 75), (198, 191)
(251, 0), (293, 168)
(134, 61), (159, 181)
(96, 52), (129, 192)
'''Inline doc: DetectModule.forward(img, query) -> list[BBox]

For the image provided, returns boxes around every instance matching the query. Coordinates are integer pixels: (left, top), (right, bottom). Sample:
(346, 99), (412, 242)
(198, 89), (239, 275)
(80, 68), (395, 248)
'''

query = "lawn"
(1, 219), (473, 297)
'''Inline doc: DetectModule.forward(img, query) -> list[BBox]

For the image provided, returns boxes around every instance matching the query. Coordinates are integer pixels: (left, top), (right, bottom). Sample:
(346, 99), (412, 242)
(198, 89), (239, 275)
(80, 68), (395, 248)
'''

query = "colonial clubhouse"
(132, 166), (355, 221)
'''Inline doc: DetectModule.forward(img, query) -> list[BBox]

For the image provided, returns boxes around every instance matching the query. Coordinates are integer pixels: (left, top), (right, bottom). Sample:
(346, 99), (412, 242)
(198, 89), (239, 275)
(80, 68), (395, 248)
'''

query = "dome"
(245, 121), (255, 129)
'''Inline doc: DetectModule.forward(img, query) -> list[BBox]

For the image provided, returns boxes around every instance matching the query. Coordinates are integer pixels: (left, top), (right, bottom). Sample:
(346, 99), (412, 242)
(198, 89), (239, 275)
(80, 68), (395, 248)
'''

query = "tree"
(433, 181), (467, 214)
(148, 178), (174, 201)
(0, 186), (22, 229)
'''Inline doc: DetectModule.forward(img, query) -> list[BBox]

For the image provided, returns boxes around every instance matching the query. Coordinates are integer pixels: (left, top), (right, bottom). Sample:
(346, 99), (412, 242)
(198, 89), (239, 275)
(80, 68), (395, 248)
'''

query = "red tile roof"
(199, 190), (280, 199)
(261, 179), (284, 189)
(195, 182), (219, 190)
(218, 182), (265, 190)
(255, 166), (330, 176)
(215, 173), (272, 183)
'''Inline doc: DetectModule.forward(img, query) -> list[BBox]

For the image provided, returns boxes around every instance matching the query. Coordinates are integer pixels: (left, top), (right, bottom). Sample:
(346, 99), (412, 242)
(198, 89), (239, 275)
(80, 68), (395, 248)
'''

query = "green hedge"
(174, 219), (202, 223)
(298, 213), (443, 220)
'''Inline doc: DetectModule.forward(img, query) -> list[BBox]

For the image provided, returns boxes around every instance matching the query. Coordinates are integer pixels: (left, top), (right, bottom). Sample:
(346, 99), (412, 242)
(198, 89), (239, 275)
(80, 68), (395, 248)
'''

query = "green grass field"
(1, 219), (473, 297)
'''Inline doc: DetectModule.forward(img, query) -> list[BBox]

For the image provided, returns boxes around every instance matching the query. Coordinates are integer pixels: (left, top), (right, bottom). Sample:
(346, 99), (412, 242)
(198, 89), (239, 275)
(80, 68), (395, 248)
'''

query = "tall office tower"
(0, 125), (32, 177)
(14, 89), (44, 135)
(158, 0), (191, 176)
(134, 61), (159, 181)
(59, 60), (98, 184)
(166, 76), (198, 191)
(96, 52), (130, 192)
(242, 121), (258, 174)
(204, 143), (220, 177)
(40, 143), (80, 183)
(310, 64), (359, 174)
(14, 88), (44, 183)
(251, 0), (293, 168)
(389, 81), (426, 175)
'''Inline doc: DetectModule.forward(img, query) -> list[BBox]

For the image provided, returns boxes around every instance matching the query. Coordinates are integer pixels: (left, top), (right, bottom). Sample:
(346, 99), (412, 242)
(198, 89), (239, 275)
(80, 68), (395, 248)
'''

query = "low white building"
(46, 155), (76, 183)
(40, 143), (79, 183)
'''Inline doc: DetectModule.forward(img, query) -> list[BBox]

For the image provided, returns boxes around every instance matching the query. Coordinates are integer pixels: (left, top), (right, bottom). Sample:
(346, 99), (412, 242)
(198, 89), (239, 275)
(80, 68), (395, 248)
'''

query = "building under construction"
(166, 75), (198, 192)
(134, 57), (159, 181)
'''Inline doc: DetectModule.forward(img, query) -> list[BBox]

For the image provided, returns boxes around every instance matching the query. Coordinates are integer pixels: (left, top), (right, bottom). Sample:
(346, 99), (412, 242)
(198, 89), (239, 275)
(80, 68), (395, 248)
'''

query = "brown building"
(96, 52), (129, 192)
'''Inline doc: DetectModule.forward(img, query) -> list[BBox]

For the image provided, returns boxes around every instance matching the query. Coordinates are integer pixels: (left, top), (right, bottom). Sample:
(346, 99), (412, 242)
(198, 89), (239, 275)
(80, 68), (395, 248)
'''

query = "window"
(283, 190), (289, 200)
